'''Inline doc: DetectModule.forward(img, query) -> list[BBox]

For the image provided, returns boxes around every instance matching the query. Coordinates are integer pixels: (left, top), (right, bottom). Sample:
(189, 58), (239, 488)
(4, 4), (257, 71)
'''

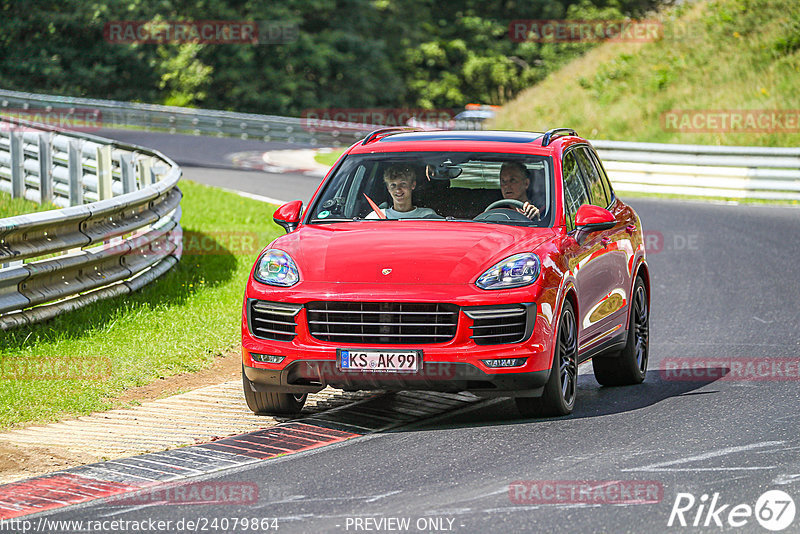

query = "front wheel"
(592, 277), (649, 386)
(242, 367), (307, 415)
(515, 300), (578, 417)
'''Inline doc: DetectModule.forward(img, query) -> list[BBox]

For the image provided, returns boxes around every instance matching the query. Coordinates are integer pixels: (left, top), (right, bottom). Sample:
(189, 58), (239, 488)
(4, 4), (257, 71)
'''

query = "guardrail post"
(10, 131), (24, 198)
(120, 152), (136, 194)
(38, 132), (53, 204)
(68, 139), (83, 206)
(137, 157), (152, 188)
(96, 144), (113, 200)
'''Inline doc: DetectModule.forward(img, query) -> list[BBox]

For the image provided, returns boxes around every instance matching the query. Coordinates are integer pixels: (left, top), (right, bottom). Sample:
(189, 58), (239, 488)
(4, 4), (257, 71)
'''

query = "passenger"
(367, 164), (439, 219)
(499, 161), (541, 220)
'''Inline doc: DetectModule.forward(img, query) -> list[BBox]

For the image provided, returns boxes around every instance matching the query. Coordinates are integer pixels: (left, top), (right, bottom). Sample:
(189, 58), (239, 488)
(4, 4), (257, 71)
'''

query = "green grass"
(314, 148), (344, 167)
(0, 180), (281, 429)
(492, 0), (800, 148)
(0, 192), (58, 218)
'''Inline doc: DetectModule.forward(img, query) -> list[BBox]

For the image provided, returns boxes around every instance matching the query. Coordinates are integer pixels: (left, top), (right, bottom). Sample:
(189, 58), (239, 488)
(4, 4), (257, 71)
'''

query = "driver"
(499, 161), (541, 220)
(366, 164), (439, 219)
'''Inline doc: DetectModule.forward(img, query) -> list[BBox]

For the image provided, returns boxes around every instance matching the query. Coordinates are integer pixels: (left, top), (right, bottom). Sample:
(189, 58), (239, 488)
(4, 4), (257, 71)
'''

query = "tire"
(515, 300), (578, 417)
(592, 276), (649, 386)
(242, 367), (307, 415)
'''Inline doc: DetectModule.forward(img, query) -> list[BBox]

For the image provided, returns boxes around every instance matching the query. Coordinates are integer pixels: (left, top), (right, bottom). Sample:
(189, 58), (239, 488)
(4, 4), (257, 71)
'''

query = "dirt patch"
(0, 349), (243, 485)
(0, 442), (99, 485)
(114, 349), (242, 405)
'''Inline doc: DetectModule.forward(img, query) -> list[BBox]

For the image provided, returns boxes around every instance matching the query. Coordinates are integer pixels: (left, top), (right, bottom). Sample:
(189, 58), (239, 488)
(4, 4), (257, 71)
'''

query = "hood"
(271, 221), (554, 285)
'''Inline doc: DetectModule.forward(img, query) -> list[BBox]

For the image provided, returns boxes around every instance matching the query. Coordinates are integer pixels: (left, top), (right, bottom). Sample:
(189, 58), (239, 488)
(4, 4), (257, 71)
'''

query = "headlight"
(254, 249), (300, 287)
(476, 253), (540, 290)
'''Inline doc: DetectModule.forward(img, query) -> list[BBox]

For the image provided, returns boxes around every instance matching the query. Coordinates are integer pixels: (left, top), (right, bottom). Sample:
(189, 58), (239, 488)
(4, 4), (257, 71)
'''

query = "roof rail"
(541, 128), (578, 147)
(361, 127), (420, 145)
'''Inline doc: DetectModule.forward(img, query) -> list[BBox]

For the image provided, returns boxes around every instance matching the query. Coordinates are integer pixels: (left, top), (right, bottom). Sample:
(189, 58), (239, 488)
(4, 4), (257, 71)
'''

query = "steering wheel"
(483, 199), (524, 212)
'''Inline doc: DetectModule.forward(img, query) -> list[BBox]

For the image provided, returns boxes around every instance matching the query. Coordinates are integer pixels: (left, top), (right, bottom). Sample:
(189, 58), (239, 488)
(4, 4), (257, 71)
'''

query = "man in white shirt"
(366, 164), (439, 219)
(499, 161), (541, 220)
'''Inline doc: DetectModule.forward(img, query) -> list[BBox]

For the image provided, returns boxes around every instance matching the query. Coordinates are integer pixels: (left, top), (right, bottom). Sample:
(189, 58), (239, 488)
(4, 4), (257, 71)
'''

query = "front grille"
(248, 300), (302, 341)
(465, 305), (531, 345)
(306, 302), (459, 344)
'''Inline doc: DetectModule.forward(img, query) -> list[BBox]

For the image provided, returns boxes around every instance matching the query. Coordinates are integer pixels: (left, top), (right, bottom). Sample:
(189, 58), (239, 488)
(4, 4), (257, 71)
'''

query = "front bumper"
(242, 277), (559, 396)
(243, 360), (550, 397)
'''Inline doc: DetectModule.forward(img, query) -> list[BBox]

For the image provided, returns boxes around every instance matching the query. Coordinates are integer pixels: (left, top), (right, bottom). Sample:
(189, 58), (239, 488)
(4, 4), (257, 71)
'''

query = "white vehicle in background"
(407, 104), (500, 130)
(453, 105), (499, 129)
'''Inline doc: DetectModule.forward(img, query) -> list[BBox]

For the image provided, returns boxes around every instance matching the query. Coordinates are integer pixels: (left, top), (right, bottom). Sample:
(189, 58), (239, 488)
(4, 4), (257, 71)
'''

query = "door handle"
(626, 224), (636, 234)
(601, 236), (611, 247)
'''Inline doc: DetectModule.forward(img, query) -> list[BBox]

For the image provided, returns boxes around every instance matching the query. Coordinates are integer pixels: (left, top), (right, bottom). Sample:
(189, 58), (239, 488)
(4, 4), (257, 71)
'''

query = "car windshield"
(307, 152), (554, 227)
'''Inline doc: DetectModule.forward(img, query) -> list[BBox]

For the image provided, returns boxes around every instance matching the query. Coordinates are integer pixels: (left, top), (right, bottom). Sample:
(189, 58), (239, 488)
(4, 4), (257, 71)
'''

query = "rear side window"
(587, 148), (615, 203)
(562, 151), (589, 231)
(575, 147), (609, 208)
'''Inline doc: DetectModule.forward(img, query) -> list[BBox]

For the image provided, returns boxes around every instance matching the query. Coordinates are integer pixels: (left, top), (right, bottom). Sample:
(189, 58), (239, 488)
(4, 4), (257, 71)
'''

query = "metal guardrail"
(1, 88), (798, 201)
(592, 140), (800, 201)
(0, 88), (372, 147)
(0, 116), (182, 330)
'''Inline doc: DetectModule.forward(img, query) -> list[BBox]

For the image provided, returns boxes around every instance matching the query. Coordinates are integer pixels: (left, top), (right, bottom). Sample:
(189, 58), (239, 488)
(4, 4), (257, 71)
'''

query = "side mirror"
(573, 205), (615, 245)
(575, 204), (616, 232)
(274, 200), (303, 233)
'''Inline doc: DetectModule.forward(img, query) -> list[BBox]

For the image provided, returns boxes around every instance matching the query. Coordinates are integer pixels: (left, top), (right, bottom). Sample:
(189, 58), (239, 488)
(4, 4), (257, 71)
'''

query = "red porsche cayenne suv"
(241, 128), (649, 417)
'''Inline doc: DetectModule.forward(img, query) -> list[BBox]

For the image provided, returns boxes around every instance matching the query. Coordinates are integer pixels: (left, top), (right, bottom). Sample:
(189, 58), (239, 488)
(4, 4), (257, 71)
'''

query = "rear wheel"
(242, 367), (307, 415)
(592, 277), (649, 386)
(515, 300), (578, 417)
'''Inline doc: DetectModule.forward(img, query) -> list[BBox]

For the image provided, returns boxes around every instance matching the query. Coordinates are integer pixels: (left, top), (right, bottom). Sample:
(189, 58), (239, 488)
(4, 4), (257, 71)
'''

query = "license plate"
(338, 349), (422, 372)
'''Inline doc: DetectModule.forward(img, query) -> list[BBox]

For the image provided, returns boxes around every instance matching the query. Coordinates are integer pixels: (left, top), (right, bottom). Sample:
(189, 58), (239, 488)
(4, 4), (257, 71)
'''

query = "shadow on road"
(390, 367), (728, 432)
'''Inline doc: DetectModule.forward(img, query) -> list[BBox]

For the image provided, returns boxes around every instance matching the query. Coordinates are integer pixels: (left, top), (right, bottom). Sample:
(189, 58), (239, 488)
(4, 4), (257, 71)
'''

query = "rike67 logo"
(668, 490), (796, 531)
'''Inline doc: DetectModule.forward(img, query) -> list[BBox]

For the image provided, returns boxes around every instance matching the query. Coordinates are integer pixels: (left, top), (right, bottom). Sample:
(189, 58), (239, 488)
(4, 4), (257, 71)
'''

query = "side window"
(345, 164), (367, 216)
(576, 147), (609, 208)
(588, 148), (615, 203)
(562, 151), (589, 232)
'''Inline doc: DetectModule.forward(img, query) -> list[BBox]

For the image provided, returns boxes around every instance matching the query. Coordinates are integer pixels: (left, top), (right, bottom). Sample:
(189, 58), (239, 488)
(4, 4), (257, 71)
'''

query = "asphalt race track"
(27, 132), (800, 533)
(95, 129), (325, 203)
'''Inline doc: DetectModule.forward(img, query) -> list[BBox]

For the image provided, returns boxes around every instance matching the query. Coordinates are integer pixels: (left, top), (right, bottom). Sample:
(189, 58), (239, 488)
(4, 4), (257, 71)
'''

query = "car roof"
(346, 129), (585, 156)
